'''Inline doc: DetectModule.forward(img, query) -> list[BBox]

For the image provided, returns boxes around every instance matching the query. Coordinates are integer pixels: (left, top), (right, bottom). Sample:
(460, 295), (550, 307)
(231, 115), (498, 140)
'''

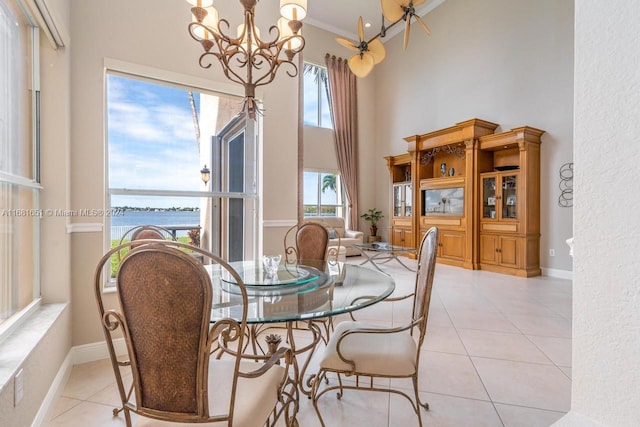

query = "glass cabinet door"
(404, 184), (412, 216)
(502, 174), (517, 219)
(393, 185), (402, 216)
(482, 176), (497, 219)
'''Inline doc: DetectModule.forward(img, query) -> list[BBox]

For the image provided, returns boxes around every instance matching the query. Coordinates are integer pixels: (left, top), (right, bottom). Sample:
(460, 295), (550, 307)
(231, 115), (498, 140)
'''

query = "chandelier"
(336, 0), (431, 78)
(186, 0), (307, 118)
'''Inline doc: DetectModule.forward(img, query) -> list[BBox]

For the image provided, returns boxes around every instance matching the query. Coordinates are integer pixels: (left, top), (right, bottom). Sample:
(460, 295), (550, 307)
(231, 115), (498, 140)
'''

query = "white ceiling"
(304, 0), (446, 42)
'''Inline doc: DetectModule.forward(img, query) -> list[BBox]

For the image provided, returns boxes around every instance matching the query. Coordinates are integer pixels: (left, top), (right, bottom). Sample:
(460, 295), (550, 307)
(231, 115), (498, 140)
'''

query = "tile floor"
(45, 258), (572, 427)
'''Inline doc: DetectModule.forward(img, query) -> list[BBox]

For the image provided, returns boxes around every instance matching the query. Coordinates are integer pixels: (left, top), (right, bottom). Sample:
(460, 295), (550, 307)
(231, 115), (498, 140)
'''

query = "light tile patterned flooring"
(45, 258), (572, 426)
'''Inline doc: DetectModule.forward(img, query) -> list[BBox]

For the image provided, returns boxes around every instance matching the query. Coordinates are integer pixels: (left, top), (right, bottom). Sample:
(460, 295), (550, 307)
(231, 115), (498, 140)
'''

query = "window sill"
(0, 303), (67, 395)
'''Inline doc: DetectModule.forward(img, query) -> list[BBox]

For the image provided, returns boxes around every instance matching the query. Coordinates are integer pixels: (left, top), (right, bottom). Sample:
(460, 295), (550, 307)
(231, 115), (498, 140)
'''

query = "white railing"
(110, 225), (200, 243)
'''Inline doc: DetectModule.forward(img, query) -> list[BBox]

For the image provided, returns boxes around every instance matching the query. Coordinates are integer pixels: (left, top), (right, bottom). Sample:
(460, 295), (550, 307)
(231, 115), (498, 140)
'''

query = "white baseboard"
(31, 352), (73, 427)
(33, 338), (127, 427)
(72, 338), (127, 365)
(542, 267), (573, 280)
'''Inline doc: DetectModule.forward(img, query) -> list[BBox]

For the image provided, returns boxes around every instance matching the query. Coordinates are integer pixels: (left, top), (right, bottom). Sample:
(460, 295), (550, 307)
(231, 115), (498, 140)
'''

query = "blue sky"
(302, 65), (332, 128)
(108, 71), (335, 209)
(108, 75), (204, 208)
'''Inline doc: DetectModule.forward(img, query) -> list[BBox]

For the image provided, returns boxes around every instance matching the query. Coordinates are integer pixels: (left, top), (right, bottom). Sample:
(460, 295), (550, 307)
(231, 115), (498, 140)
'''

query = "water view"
(111, 210), (200, 239)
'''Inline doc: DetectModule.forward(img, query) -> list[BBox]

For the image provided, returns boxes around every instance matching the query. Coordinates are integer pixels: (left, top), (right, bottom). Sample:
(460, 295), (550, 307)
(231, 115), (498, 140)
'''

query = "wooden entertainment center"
(385, 119), (545, 277)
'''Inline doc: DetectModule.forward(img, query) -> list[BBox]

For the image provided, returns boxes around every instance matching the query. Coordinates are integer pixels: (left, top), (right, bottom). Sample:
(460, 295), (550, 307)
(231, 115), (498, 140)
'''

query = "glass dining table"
(205, 260), (396, 396)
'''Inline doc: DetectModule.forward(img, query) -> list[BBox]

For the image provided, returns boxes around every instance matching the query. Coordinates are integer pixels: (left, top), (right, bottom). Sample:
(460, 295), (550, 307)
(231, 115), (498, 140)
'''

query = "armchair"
(94, 240), (297, 427)
(310, 227), (438, 427)
(302, 216), (363, 256)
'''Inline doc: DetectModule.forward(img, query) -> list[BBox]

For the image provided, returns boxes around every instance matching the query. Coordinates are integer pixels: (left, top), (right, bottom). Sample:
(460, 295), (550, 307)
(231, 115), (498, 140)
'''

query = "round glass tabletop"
(207, 261), (395, 324)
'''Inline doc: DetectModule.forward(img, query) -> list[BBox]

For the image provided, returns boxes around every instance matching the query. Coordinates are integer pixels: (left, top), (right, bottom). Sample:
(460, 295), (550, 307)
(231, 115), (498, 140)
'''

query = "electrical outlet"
(14, 368), (24, 406)
(549, 249), (555, 257)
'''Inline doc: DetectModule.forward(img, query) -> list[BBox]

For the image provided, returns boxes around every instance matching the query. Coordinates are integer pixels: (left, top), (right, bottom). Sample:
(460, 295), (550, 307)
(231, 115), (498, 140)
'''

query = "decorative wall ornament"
(558, 162), (573, 207)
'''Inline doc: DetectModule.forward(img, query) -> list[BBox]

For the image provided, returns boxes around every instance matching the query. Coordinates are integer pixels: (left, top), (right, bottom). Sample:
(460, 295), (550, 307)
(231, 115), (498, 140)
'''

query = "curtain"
(324, 54), (360, 230)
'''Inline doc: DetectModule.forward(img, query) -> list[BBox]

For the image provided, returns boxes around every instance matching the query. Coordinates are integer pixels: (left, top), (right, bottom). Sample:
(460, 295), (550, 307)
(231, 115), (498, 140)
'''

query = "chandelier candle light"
(186, 0), (307, 118)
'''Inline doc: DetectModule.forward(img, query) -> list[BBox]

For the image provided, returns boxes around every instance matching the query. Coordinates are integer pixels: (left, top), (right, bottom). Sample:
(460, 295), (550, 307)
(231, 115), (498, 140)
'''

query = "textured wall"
(561, 0), (640, 424)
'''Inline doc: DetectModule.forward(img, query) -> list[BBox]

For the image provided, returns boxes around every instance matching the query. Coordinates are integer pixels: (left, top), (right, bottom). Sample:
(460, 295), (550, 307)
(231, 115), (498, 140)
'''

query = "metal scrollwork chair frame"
(94, 240), (298, 427)
(118, 224), (176, 244)
(284, 222), (341, 342)
(310, 227), (439, 427)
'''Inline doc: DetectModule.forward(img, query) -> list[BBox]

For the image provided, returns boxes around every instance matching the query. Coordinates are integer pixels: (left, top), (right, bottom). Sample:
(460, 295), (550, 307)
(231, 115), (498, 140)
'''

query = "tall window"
(106, 72), (256, 280)
(0, 0), (40, 328)
(303, 63), (332, 129)
(303, 171), (344, 217)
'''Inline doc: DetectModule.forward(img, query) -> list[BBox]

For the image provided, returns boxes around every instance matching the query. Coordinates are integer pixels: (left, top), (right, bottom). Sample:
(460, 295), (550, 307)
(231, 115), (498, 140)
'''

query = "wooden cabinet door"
(498, 236), (520, 268)
(403, 228), (415, 248)
(480, 234), (499, 265)
(440, 231), (465, 260)
(391, 228), (405, 246)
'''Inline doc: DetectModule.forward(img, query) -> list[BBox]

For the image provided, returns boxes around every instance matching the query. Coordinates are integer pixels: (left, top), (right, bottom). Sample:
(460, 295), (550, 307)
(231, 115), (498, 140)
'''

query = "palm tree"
(304, 63), (328, 88)
(321, 174), (337, 194)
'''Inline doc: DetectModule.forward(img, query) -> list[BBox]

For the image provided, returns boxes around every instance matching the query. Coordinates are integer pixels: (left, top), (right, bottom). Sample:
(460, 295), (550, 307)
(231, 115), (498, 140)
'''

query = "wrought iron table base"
(356, 248), (416, 272)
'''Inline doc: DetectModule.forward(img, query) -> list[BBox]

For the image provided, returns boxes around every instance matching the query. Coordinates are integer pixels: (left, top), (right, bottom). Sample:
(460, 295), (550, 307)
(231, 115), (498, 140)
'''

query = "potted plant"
(361, 208), (384, 237)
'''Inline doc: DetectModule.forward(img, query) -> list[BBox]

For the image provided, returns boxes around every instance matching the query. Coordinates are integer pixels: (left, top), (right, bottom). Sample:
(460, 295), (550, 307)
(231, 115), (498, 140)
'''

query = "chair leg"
(336, 373), (345, 399)
(310, 371), (328, 427)
(412, 375), (429, 427)
(123, 407), (132, 427)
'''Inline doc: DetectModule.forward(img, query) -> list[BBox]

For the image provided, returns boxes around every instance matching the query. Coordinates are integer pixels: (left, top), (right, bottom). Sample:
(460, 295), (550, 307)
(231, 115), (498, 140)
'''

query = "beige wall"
(373, 0), (574, 272)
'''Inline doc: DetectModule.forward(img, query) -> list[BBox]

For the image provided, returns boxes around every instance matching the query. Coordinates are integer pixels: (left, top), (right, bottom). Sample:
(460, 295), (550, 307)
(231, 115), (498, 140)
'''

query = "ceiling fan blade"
(403, 17), (411, 50)
(348, 53), (375, 78)
(410, 0), (426, 6)
(381, 0), (404, 22)
(367, 39), (386, 64)
(415, 15), (431, 35)
(358, 16), (365, 42)
(336, 36), (359, 52)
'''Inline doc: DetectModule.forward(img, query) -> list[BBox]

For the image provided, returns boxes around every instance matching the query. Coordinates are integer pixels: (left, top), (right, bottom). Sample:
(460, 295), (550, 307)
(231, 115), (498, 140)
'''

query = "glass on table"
(262, 254), (282, 278)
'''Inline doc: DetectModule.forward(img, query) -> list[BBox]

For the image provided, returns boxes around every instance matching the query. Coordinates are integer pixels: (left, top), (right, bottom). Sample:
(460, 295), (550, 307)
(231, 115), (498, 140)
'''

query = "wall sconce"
(200, 164), (211, 184)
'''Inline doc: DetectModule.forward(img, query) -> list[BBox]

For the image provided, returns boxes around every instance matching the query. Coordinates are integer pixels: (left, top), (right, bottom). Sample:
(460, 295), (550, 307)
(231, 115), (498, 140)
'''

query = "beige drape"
(324, 54), (360, 230)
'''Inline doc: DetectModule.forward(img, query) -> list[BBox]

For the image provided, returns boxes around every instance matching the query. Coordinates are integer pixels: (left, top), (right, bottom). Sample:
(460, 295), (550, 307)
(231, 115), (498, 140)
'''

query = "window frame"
(303, 169), (345, 218)
(103, 66), (258, 289)
(0, 0), (42, 338)
(303, 62), (333, 129)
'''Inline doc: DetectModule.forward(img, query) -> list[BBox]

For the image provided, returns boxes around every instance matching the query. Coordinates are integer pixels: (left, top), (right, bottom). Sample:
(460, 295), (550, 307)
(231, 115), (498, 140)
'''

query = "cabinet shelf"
(389, 120), (543, 276)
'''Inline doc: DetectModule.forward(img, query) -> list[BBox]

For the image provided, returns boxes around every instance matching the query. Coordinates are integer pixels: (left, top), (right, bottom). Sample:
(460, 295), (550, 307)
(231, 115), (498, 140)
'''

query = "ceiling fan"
(336, 17), (386, 78)
(381, 0), (431, 50)
(336, 0), (432, 78)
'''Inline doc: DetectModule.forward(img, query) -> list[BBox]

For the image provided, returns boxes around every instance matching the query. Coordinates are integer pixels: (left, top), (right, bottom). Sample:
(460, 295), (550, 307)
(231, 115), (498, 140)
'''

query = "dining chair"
(119, 224), (175, 245)
(94, 240), (297, 427)
(284, 221), (341, 270)
(283, 222), (341, 342)
(310, 227), (439, 427)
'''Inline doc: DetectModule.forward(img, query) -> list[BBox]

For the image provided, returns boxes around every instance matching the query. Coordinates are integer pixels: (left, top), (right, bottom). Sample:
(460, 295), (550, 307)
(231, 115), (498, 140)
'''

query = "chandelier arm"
(201, 30), (250, 86)
(249, 34), (304, 87)
(253, 60), (297, 88)
(186, 1), (306, 118)
(199, 50), (246, 87)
